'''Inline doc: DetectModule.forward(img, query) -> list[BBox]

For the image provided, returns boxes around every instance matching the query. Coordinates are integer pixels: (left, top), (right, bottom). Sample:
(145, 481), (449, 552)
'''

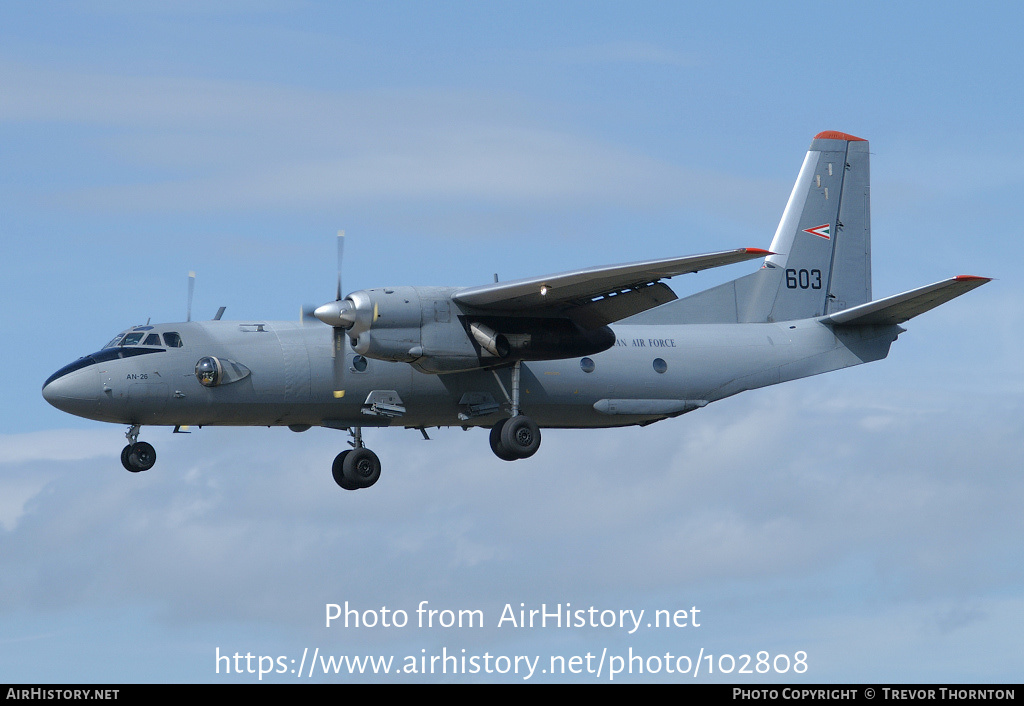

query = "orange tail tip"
(814, 130), (867, 142)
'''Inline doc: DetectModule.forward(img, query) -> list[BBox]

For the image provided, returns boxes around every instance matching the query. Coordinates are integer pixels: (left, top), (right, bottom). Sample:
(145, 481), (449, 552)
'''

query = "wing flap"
(452, 248), (769, 321)
(823, 276), (990, 327)
(568, 281), (678, 327)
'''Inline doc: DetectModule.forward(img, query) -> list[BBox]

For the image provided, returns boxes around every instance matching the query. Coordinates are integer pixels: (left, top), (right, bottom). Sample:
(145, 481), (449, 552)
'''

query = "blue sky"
(2, 1), (1021, 683)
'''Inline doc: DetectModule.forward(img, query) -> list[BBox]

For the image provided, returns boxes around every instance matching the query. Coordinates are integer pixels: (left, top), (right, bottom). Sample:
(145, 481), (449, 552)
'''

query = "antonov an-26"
(42, 132), (989, 490)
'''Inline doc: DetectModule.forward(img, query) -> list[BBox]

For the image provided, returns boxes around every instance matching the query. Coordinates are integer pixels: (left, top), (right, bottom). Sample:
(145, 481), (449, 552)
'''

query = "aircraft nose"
(42, 367), (101, 417)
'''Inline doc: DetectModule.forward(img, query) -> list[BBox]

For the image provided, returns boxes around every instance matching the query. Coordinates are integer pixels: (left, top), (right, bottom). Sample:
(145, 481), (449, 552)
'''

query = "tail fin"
(632, 131), (872, 324)
(760, 130), (871, 320)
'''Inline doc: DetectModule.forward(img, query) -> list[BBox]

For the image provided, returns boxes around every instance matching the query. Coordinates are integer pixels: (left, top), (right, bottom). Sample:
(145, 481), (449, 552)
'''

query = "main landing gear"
(489, 415), (541, 460)
(332, 426), (381, 491)
(489, 361), (542, 462)
(121, 424), (156, 473)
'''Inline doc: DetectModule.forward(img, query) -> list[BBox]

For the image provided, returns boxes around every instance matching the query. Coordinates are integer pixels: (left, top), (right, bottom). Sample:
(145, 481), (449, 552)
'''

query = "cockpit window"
(103, 328), (182, 349)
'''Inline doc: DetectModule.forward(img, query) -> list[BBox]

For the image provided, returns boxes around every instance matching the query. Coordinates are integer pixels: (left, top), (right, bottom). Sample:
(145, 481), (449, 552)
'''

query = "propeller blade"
(301, 304), (319, 323)
(332, 230), (347, 398)
(336, 229), (345, 302)
(187, 271), (195, 322)
(332, 327), (346, 399)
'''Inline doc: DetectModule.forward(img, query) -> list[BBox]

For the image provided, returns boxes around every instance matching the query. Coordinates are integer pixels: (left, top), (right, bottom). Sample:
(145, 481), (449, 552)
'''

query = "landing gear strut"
(332, 426), (381, 490)
(490, 361), (542, 461)
(121, 424), (156, 473)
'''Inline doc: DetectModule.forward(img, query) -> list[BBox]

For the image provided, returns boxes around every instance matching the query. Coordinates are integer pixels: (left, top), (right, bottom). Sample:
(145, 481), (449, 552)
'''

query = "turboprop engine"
(314, 285), (615, 374)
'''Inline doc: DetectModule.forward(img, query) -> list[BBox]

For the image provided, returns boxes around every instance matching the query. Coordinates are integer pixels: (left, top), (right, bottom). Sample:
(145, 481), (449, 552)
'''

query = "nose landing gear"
(120, 424), (157, 473)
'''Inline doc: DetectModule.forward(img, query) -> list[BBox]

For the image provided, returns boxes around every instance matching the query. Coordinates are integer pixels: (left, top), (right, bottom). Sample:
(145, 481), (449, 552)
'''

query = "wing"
(822, 275), (991, 326)
(452, 248), (770, 327)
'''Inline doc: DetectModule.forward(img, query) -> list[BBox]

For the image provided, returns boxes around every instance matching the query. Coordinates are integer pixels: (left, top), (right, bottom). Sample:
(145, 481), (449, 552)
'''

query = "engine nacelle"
(328, 286), (615, 374)
(340, 287), (426, 362)
(351, 327), (423, 362)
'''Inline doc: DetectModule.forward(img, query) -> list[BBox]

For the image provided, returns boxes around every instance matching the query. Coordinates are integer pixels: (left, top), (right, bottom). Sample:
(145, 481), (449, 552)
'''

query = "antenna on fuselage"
(186, 271), (196, 322)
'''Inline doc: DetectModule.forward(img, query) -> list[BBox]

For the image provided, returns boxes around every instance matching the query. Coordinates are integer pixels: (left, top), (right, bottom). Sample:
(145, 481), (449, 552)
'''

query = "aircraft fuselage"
(42, 317), (898, 432)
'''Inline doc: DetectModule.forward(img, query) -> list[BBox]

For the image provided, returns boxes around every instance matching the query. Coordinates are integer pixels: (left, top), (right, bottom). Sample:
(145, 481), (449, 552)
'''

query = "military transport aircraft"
(42, 131), (989, 491)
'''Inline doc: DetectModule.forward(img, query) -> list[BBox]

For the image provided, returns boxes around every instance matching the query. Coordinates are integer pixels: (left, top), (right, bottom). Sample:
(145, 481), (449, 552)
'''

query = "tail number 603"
(786, 268), (822, 290)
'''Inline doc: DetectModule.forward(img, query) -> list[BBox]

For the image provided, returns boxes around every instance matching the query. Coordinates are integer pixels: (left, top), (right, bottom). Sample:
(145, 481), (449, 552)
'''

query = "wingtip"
(954, 275), (993, 283)
(744, 248), (775, 256)
(813, 130), (867, 142)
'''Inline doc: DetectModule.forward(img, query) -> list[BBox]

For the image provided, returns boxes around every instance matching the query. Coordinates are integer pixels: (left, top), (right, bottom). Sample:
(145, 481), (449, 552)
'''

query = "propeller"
(314, 231), (358, 327)
(186, 271), (196, 322)
(300, 304), (319, 324)
(318, 231), (349, 399)
(336, 229), (344, 301)
(312, 231), (378, 399)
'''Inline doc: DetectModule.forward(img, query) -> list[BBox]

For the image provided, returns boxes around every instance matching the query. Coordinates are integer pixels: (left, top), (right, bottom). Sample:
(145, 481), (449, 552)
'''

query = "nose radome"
(42, 368), (101, 416)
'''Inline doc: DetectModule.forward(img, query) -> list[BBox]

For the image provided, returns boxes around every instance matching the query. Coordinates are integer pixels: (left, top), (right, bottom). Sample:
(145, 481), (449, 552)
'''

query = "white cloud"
(0, 429), (124, 465)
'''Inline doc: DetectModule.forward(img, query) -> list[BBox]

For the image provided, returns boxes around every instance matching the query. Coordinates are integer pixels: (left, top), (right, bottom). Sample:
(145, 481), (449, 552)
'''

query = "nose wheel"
(121, 442), (157, 473)
(121, 425), (156, 472)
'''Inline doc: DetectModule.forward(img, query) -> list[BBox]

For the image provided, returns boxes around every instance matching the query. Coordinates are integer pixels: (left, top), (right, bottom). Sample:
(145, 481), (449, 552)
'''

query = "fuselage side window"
(163, 332), (183, 348)
(143, 333), (161, 346)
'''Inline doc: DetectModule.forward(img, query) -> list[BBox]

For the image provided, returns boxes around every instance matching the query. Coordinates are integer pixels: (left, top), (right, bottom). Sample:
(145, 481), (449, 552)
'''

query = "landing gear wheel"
(332, 450), (358, 490)
(344, 447), (381, 488)
(499, 416), (541, 459)
(332, 448), (381, 490)
(489, 418), (518, 461)
(123, 442), (156, 472)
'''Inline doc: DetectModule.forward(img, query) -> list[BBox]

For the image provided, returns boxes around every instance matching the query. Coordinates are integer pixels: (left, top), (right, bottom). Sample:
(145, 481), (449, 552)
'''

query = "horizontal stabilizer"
(822, 276), (990, 327)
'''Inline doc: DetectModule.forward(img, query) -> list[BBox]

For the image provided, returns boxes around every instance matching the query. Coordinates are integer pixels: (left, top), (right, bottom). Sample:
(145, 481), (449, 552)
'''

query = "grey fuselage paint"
(43, 317), (897, 431)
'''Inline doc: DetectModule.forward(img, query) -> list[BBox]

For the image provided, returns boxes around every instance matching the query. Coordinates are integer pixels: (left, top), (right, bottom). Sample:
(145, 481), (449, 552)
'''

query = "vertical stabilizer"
(626, 131), (873, 324)
(761, 131), (871, 320)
